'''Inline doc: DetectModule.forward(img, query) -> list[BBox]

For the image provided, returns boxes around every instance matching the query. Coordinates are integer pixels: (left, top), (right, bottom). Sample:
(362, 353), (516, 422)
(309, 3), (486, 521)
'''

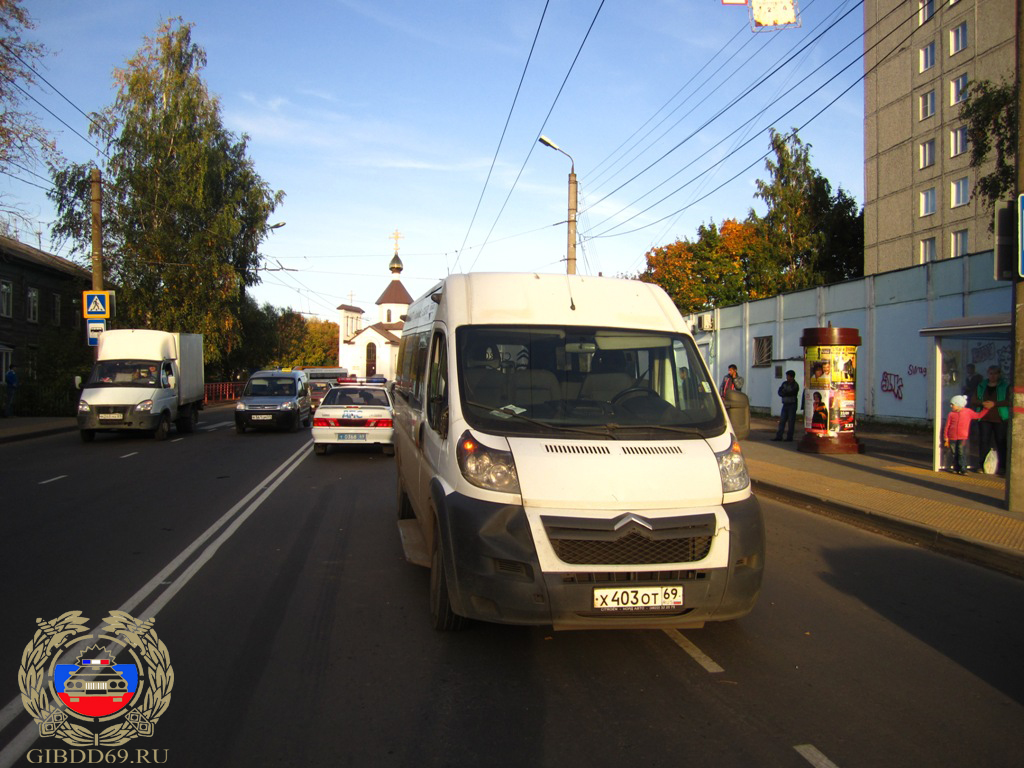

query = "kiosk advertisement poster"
(804, 344), (857, 436)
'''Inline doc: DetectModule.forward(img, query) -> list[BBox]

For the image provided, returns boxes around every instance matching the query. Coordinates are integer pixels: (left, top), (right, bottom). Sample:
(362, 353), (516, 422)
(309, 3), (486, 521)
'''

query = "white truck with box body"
(392, 273), (764, 631)
(77, 329), (204, 442)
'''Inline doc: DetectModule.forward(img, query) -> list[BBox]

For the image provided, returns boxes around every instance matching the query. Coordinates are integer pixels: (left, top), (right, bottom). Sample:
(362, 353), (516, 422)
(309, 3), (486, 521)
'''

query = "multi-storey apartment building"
(863, 0), (1015, 275)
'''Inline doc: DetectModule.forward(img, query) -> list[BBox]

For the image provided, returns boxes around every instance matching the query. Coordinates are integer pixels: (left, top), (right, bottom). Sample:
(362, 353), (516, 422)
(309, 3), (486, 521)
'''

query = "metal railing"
(204, 382), (245, 403)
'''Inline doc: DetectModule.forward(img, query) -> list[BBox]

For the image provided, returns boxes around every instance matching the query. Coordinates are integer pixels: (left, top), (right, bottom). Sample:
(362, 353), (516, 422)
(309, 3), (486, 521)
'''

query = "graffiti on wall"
(970, 343), (995, 366)
(881, 371), (904, 400)
(907, 364), (927, 377)
(997, 345), (1011, 373)
(968, 343), (1011, 378)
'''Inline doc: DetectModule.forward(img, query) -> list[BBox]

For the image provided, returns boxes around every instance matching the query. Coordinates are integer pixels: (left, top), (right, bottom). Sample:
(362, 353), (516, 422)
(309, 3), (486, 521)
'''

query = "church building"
(336, 250), (412, 380)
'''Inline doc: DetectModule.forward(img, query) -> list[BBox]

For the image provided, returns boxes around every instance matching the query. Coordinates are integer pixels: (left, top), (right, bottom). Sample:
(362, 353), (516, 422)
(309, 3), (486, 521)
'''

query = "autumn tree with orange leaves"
(640, 219), (750, 313)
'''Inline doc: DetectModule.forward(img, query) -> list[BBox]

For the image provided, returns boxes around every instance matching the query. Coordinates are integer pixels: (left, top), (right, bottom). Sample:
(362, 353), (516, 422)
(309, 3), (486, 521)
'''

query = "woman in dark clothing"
(973, 366), (1009, 474)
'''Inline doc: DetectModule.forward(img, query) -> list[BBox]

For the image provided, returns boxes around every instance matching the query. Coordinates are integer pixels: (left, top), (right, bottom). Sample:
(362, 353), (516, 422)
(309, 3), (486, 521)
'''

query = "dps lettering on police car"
(593, 585), (684, 611)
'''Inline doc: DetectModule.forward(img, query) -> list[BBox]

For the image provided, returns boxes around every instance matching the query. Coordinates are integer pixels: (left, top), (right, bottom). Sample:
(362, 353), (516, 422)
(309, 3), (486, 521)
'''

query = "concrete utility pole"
(538, 135), (577, 275)
(567, 166), (577, 276)
(90, 168), (102, 290)
(1009, 0), (1024, 512)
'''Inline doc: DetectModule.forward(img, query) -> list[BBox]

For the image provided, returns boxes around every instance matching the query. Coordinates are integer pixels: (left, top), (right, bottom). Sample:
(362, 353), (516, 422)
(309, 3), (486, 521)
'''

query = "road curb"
(0, 424), (77, 444)
(753, 479), (1024, 581)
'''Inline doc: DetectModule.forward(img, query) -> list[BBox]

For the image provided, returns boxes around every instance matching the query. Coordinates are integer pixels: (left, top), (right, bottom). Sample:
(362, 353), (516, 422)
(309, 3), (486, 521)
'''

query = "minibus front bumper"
(436, 489), (764, 630)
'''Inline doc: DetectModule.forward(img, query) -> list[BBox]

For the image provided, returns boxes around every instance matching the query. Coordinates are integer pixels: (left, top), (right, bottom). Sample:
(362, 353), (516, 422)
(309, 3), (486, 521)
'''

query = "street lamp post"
(538, 135), (577, 275)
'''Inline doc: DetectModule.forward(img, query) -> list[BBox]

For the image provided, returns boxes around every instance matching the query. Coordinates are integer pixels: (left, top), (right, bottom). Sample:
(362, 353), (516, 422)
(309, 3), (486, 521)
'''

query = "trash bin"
(723, 389), (750, 440)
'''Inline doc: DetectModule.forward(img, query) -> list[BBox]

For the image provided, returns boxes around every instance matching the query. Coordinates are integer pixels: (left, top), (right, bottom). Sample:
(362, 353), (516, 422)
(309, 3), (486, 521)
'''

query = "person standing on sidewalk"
(944, 395), (991, 474)
(772, 369), (800, 441)
(972, 365), (1009, 475)
(961, 363), (982, 397)
(720, 364), (743, 397)
(3, 365), (17, 418)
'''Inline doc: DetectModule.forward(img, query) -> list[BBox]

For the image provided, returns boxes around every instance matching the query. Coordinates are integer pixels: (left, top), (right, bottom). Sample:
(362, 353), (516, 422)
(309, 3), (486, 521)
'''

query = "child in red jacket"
(944, 394), (992, 474)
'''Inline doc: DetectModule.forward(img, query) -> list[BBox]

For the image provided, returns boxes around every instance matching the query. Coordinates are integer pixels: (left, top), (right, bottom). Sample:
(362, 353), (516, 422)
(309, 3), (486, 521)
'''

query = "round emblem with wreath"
(18, 611), (173, 747)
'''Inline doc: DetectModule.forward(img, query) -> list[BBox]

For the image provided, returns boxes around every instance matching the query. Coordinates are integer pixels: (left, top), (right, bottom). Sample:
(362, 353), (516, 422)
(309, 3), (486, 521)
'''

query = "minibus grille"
(550, 531), (712, 564)
(542, 514), (715, 565)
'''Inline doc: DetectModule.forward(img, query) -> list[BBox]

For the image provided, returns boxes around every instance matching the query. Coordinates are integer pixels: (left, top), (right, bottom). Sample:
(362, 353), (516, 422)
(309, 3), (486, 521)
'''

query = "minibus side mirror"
(429, 395), (449, 439)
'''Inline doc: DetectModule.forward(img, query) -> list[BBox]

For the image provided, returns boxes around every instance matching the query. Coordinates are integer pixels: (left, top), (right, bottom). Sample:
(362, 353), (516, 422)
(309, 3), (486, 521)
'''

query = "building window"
(951, 73), (968, 105)
(753, 336), (772, 368)
(951, 176), (969, 207)
(919, 139), (935, 168)
(920, 90), (936, 119)
(920, 187), (937, 216)
(952, 229), (969, 258)
(51, 294), (61, 325)
(950, 125), (968, 156)
(950, 22), (967, 54)
(919, 0), (935, 25)
(920, 237), (937, 263)
(0, 280), (11, 317)
(27, 287), (39, 323)
(920, 41), (935, 71)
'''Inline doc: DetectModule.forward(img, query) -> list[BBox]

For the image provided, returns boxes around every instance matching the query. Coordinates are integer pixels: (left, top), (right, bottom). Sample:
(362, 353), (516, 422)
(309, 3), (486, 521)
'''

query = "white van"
(392, 273), (764, 631)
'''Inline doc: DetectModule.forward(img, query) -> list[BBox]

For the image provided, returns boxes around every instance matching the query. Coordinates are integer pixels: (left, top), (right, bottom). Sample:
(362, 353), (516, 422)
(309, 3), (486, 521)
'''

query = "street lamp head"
(538, 135), (574, 172)
(538, 135), (560, 152)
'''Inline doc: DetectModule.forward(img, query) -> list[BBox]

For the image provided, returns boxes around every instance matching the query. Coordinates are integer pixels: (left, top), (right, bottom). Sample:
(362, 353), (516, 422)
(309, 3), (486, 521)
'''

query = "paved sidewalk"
(2, 411), (1022, 578)
(743, 416), (1024, 579)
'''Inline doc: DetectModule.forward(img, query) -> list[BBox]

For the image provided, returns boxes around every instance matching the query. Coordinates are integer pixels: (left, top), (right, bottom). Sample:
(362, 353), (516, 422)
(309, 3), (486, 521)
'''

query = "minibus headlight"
(715, 437), (750, 493)
(134, 399), (154, 412)
(78, 400), (91, 413)
(235, 401), (246, 411)
(456, 430), (520, 494)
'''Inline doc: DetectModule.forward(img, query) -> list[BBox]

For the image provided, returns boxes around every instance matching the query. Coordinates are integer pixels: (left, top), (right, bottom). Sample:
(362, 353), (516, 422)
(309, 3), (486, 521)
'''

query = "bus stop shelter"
(919, 313), (1011, 472)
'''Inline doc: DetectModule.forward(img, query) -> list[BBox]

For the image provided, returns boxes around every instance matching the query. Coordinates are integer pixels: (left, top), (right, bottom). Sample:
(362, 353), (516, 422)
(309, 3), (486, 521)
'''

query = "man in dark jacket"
(772, 369), (800, 441)
(973, 365), (1009, 474)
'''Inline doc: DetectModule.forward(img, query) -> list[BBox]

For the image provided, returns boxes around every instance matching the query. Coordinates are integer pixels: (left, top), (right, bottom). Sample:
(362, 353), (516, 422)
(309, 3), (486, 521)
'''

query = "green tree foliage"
(47, 18), (283, 369)
(208, 299), (340, 379)
(299, 318), (341, 367)
(262, 312), (339, 370)
(0, 0), (55, 220)
(959, 78), (1018, 216)
(810, 179), (864, 284)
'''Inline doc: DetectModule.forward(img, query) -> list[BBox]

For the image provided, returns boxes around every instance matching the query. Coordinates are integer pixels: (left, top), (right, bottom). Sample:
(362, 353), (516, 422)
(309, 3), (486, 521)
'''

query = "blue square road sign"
(83, 290), (111, 319)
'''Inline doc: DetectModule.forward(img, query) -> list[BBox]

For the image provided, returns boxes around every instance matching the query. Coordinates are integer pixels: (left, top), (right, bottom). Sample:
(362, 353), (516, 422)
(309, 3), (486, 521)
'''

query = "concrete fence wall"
(686, 250), (1011, 426)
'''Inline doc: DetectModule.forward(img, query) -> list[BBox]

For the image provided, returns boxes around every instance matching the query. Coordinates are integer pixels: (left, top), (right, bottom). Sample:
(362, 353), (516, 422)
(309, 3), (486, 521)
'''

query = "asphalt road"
(1, 413), (1021, 767)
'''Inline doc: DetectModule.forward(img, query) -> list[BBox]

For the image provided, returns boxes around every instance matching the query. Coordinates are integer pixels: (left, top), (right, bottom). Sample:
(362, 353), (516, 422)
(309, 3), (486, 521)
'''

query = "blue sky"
(5, 0), (865, 321)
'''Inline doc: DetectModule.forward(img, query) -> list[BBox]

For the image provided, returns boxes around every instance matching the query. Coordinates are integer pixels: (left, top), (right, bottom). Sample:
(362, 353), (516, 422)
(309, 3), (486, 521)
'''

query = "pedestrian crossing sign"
(82, 290), (113, 319)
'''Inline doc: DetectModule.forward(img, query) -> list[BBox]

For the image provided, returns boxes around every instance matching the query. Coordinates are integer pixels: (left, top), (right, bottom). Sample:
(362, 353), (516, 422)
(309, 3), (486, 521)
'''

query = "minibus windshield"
(456, 326), (726, 438)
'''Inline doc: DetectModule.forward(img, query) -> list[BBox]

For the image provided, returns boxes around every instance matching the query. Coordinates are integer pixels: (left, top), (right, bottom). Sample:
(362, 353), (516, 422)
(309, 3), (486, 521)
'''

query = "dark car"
(235, 370), (312, 433)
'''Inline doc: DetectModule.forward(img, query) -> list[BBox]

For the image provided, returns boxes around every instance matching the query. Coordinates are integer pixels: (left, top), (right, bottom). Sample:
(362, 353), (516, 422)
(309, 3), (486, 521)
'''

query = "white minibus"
(392, 273), (764, 630)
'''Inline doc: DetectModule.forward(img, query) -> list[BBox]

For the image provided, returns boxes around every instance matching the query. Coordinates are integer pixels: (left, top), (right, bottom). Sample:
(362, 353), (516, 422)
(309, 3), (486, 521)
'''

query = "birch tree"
(48, 18), (284, 368)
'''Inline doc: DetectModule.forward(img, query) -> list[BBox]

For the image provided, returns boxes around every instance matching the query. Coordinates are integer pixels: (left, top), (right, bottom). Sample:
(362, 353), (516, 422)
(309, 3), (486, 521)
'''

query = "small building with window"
(0, 235), (92, 383)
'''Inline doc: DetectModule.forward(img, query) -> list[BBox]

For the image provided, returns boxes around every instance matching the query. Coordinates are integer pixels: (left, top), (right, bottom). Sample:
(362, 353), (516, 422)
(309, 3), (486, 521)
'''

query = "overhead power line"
(586, 0), (927, 255)
(466, 0), (607, 272)
(452, 0), (552, 275)
(582, 1), (864, 220)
